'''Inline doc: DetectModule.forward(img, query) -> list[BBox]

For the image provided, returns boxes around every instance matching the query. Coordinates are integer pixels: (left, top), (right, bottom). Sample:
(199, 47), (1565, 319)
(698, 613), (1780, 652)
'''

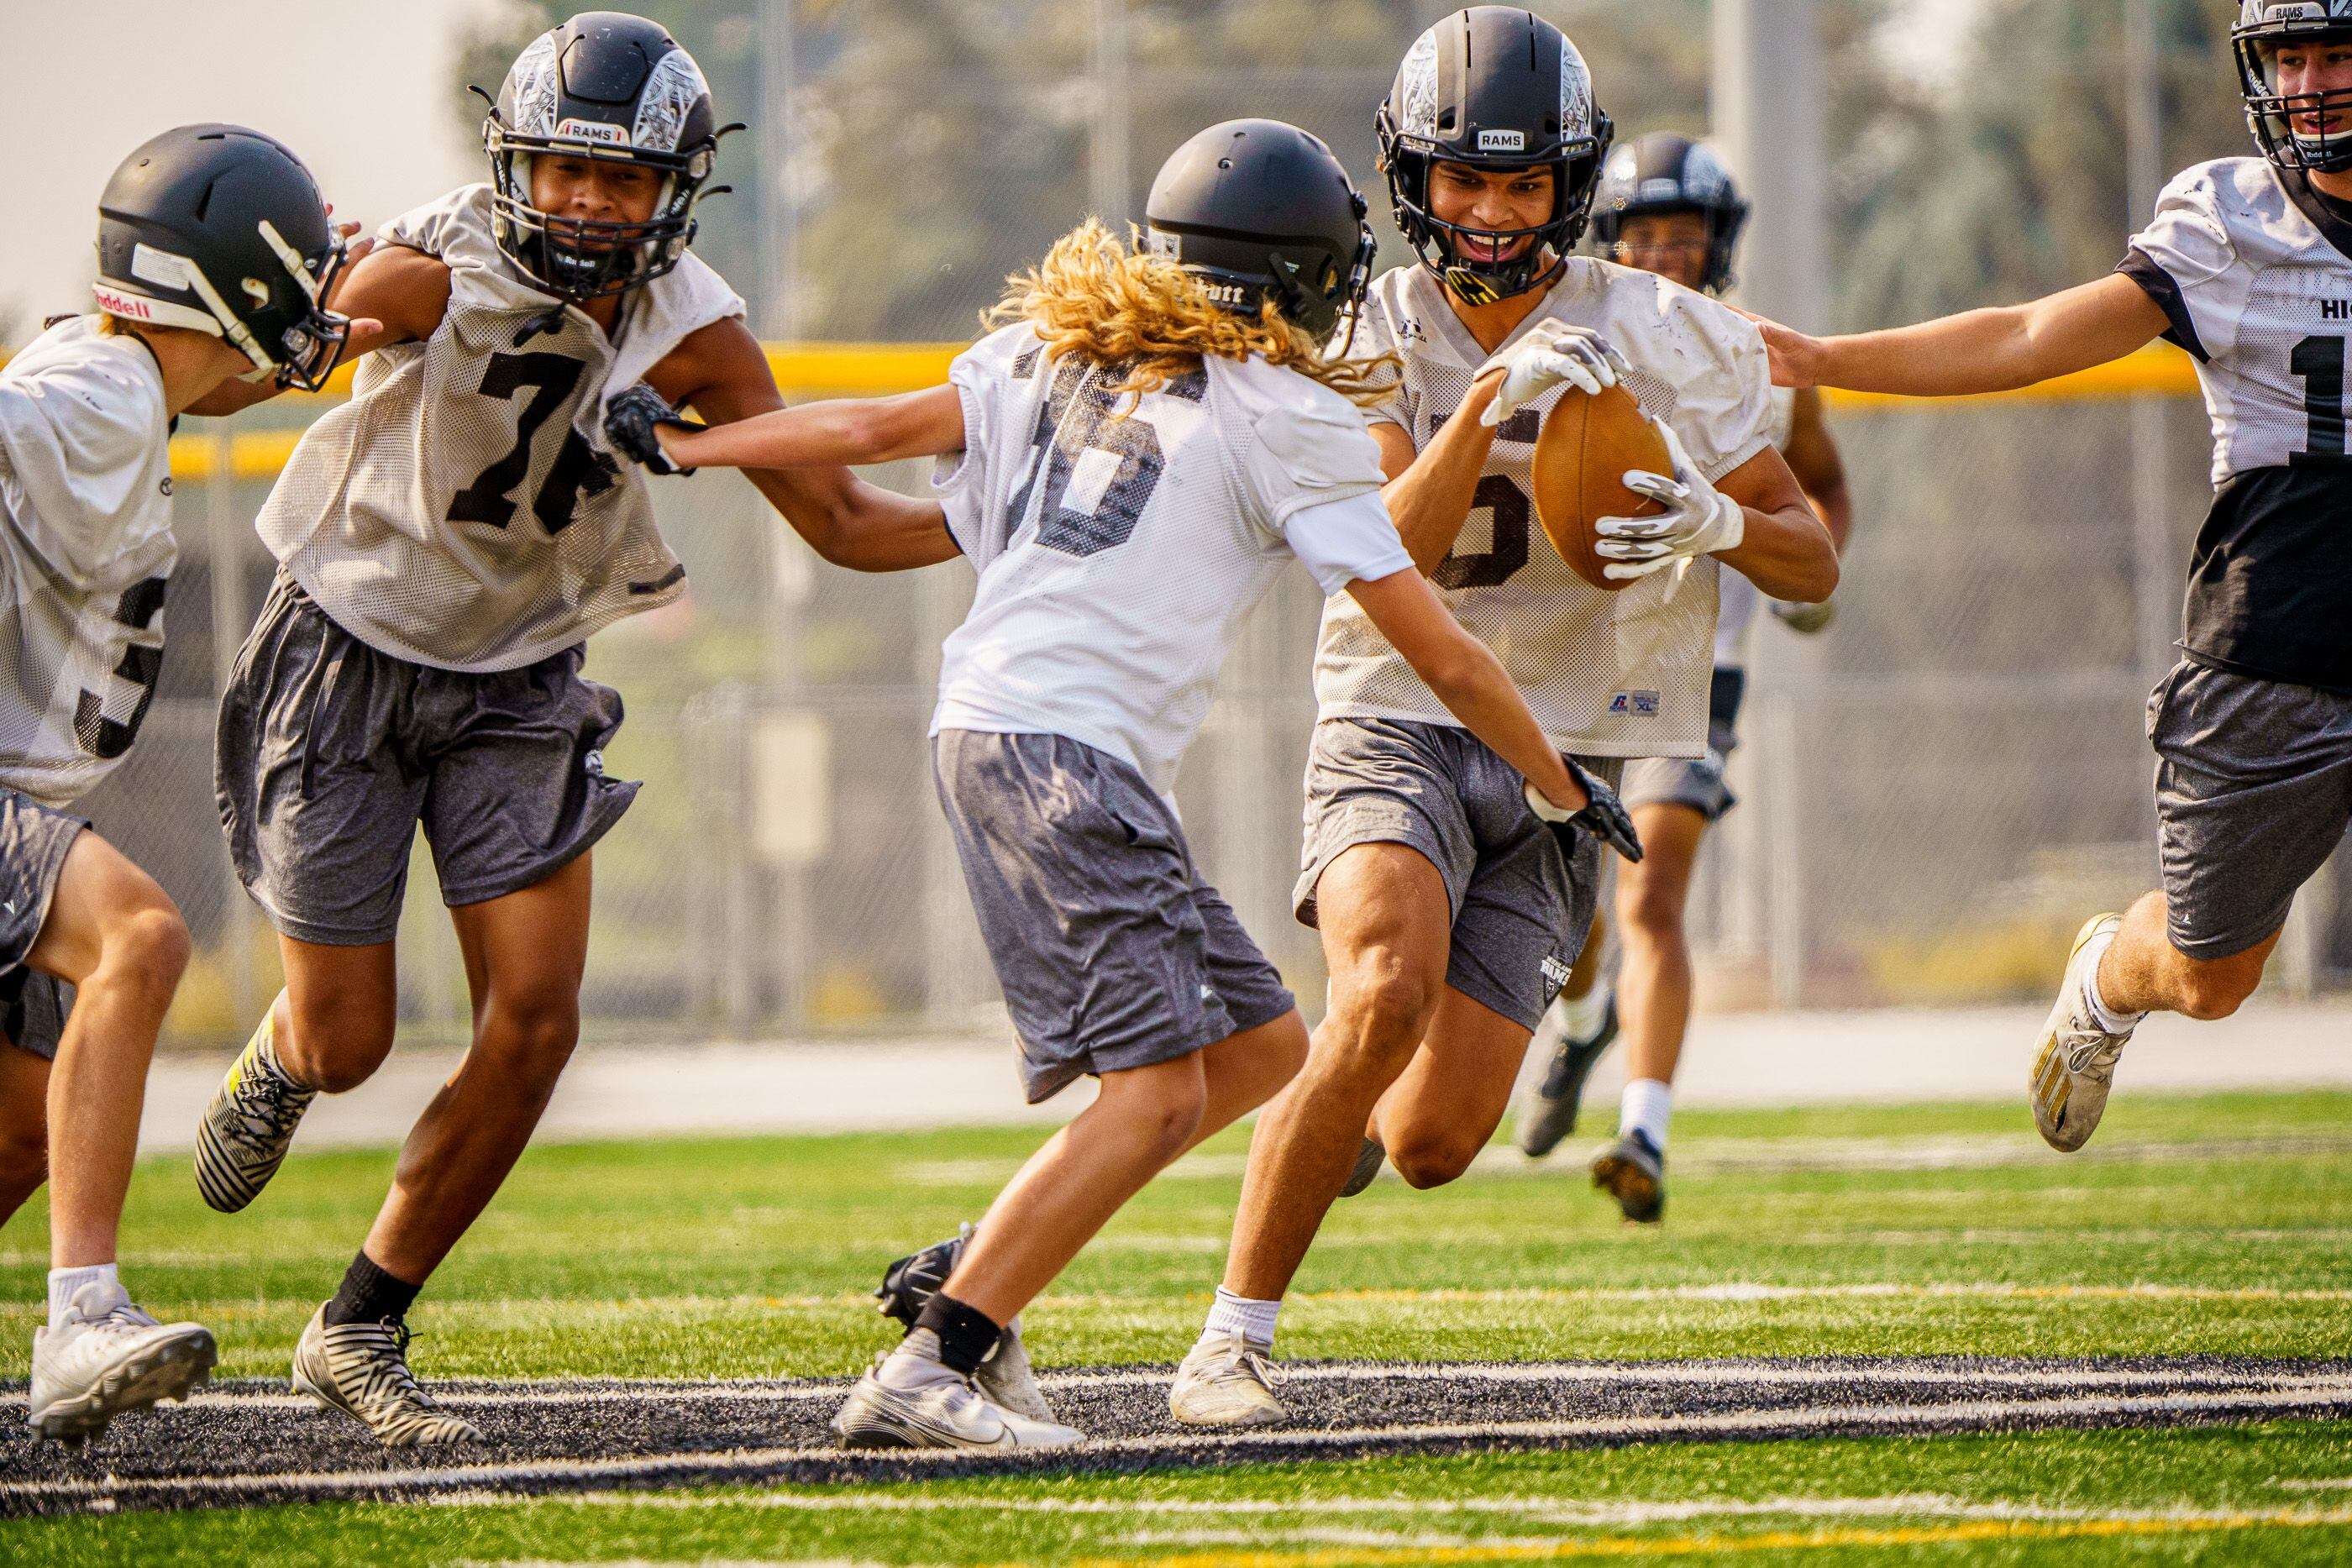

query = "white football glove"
(1593, 418), (1746, 581)
(1771, 597), (1836, 635)
(1479, 325), (1630, 427)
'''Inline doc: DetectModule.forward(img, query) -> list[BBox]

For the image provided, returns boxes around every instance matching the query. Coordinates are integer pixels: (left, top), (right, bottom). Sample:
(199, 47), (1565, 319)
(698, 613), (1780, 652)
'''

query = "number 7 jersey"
(1315, 260), (1776, 760)
(257, 186), (745, 673)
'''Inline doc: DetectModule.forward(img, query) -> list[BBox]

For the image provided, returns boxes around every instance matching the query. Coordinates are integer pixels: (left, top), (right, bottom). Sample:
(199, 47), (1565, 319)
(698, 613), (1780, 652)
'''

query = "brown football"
(1530, 383), (1673, 592)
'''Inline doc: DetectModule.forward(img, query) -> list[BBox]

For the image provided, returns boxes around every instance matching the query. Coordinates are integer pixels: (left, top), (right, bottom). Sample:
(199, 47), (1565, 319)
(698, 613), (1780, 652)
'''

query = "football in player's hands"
(1530, 383), (1670, 592)
(604, 384), (702, 476)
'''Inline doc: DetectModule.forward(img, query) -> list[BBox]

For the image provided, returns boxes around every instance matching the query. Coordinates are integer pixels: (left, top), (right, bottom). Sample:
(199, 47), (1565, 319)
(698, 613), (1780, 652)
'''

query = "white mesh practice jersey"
(0, 316), (176, 806)
(931, 324), (1408, 794)
(2125, 158), (2352, 486)
(258, 185), (745, 672)
(1315, 260), (1776, 759)
(1713, 385), (1798, 669)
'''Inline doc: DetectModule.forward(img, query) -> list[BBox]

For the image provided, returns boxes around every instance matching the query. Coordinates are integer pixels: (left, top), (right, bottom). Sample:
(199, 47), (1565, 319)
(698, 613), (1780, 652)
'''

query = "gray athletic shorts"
(217, 573), (638, 947)
(2150, 659), (2352, 961)
(1294, 717), (1617, 1031)
(934, 729), (1295, 1104)
(0, 790), (83, 1061)
(1621, 669), (1744, 822)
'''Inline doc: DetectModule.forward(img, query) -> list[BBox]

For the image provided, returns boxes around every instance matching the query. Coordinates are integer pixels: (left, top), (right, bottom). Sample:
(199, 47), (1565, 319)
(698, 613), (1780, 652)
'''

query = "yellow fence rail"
(105, 339), (2198, 483)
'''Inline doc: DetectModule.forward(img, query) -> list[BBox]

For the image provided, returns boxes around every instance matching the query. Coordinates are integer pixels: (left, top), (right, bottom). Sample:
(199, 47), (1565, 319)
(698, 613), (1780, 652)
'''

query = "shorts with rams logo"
(1294, 716), (1616, 1031)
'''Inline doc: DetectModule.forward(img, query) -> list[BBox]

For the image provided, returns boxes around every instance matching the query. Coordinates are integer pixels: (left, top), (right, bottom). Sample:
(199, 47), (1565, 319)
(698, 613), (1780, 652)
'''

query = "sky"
(6, 0), (485, 338)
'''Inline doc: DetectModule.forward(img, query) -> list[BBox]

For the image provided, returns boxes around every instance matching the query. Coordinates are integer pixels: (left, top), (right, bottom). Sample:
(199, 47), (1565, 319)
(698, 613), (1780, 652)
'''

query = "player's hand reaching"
(604, 384), (705, 476)
(1733, 308), (1827, 390)
(1593, 418), (1745, 580)
(1524, 758), (1643, 864)
(1479, 326), (1630, 427)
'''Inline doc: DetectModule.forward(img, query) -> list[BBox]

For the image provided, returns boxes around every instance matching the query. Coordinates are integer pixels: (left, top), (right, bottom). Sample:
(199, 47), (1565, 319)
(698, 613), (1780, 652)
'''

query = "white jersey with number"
(930, 323), (1410, 794)
(257, 185), (744, 673)
(1315, 259), (1776, 760)
(1713, 385), (1799, 669)
(0, 316), (176, 806)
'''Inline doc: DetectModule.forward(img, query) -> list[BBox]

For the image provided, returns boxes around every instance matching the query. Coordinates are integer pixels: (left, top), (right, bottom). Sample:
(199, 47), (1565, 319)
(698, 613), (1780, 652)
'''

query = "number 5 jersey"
(930, 324), (1411, 796)
(2118, 157), (2352, 695)
(0, 315), (175, 807)
(1315, 259), (1777, 761)
(257, 185), (744, 673)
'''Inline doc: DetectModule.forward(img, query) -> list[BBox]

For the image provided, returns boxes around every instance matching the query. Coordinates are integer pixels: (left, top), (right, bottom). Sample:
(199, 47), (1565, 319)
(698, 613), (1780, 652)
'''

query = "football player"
(186, 13), (951, 1446)
(1172, 8), (1838, 1429)
(610, 118), (1632, 1449)
(1753, 0), (2352, 1156)
(1515, 133), (1856, 1225)
(2, 125), (353, 1441)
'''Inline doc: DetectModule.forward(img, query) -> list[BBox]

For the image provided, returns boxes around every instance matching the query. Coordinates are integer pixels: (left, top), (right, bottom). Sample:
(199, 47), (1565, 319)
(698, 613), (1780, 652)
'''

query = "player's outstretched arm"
(1346, 565), (1585, 812)
(181, 240), (440, 417)
(1754, 273), (2171, 396)
(656, 385), (966, 471)
(645, 317), (960, 573)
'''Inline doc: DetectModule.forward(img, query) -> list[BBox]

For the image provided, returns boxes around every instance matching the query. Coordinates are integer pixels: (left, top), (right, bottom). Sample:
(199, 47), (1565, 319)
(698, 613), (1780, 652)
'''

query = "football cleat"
(1337, 1135), (1386, 1198)
(28, 1281), (216, 1445)
(1591, 1129), (1666, 1224)
(832, 1331), (1083, 1450)
(2030, 913), (2135, 1153)
(195, 1014), (317, 1213)
(289, 1303), (482, 1447)
(874, 1225), (1055, 1420)
(1516, 992), (1620, 1157)
(1168, 1332), (1288, 1429)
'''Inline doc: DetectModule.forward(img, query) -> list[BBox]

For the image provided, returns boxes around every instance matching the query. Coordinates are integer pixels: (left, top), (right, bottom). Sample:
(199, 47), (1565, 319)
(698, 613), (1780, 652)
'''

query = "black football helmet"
(2234, 0), (2352, 175)
(93, 124), (350, 391)
(1375, 7), (1614, 305)
(1588, 133), (1751, 296)
(479, 11), (732, 299)
(1142, 118), (1378, 347)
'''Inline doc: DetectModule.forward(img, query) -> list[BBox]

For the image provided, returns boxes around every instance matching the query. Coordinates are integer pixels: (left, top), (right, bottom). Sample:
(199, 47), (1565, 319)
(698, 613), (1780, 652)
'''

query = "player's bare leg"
(2097, 890), (2280, 1021)
(0, 1046), (49, 1225)
(1222, 843), (1450, 1303)
(935, 1010), (1305, 1324)
(362, 852), (593, 1284)
(34, 834), (191, 1270)
(1373, 991), (1535, 1188)
(1593, 802), (1706, 1222)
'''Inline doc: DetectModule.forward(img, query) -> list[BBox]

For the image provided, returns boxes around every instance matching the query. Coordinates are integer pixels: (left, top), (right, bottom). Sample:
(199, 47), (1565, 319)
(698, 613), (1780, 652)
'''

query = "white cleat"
(1168, 1332), (1288, 1429)
(2030, 913), (2135, 1153)
(975, 1319), (1056, 1423)
(832, 1332), (1084, 1450)
(290, 1303), (482, 1447)
(29, 1282), (216, 1445)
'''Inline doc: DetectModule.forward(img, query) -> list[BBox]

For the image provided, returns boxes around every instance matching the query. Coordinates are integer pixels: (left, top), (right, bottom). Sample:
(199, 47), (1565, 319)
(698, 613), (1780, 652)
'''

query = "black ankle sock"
(912, 1292), (1001, 1375)
(323, 1251), (422, 1328)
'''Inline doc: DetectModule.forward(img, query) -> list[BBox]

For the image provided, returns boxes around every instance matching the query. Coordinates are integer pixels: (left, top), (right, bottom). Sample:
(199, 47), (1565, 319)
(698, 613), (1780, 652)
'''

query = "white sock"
(47, 1262), (119, 1329)
(2078, 929), (2145, 1036)
(1200, 1287), (1281, 1349)
(1620, 1078), (1672, 1151)
(1556, 982), (1610, 1042)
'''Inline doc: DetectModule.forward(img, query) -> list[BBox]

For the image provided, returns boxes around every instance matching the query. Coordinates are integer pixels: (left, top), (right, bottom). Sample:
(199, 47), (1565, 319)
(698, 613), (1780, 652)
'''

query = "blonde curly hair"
(985, 218), (1396, 408)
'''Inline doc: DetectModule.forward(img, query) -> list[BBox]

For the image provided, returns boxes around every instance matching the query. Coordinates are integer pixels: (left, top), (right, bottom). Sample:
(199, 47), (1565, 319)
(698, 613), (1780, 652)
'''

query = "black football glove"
(604, 383), (703, 476)
(1523, 756), (1644, 863)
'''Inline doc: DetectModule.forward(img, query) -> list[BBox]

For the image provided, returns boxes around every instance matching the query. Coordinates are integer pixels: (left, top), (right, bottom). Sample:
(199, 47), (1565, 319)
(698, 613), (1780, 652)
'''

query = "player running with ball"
(608, 118), (1632, 1450)
(1755, 0), (2352, 1156)
(2, 125), (350, 1441)
(1173, 8), (1838, 1429)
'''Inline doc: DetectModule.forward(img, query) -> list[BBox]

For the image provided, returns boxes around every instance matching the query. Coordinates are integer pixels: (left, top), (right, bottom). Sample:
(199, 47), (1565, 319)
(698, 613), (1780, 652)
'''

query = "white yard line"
(8, 1382), (2352, 1508)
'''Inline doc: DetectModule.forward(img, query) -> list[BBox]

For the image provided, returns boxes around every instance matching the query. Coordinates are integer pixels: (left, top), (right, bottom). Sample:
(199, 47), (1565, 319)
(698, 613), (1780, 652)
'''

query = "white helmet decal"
(633, 48), (711, 153)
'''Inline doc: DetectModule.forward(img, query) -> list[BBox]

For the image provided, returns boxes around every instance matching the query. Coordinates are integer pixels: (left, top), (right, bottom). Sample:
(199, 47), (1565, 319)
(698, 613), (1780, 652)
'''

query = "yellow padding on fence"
(151, 340), (2201, 481)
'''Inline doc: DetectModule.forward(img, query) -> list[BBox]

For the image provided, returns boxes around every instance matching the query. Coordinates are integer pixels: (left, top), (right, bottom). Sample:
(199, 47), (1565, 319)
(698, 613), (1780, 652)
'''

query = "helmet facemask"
(1380, 123), (1609, 304)
(2235, 20), (2352, 176)
(484, 124), (714, 301)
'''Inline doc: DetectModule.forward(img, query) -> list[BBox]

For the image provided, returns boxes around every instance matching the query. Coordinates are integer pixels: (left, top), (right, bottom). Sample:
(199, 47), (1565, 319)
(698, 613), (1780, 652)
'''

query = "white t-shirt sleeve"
(1241, 384), (1391, 531)
(1662, 294), (1777, 484)
(2120, 165), (2250, 364)
(1282, 490), (1414, 596)
(0, 348), (165, 585)
(932, 328), (1029, 556)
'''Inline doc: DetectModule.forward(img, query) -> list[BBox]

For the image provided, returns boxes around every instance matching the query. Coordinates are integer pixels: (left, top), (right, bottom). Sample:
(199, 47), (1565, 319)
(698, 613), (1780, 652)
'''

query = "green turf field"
(5, 1088), (2351, 1563)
